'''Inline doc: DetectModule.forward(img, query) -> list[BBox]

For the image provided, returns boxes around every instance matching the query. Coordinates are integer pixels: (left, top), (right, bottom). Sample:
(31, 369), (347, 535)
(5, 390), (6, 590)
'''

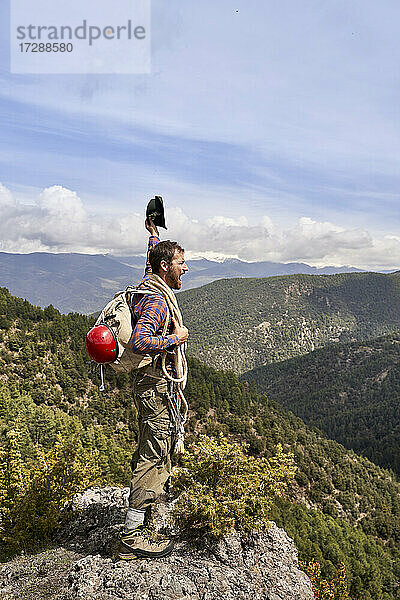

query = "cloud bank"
(0, 183), (399, 270)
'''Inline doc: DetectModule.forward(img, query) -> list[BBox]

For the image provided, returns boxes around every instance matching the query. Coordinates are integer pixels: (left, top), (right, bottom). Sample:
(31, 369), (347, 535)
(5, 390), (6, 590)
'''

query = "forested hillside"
(243, 330), (400, 475)
(0, 287), (400, 598)
(178, 270), (400, 373)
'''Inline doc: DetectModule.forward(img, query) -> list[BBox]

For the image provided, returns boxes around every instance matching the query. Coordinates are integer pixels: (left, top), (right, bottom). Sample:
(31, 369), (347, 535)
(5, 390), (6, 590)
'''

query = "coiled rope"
(146, 274), (188, 454)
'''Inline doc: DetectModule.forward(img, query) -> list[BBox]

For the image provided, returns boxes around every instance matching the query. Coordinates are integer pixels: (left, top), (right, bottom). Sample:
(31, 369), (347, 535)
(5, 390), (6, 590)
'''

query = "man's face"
(165, 250), (188, 290)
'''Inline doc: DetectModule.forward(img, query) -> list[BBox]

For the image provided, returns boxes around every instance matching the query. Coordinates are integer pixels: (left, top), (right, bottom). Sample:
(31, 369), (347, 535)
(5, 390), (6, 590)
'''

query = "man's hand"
(173, 321), (189, 345)
(145, 216), (159, 237)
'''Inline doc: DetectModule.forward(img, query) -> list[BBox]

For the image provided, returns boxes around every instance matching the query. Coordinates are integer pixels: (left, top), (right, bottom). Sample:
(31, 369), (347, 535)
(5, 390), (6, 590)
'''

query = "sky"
(1, 0), (400, 269)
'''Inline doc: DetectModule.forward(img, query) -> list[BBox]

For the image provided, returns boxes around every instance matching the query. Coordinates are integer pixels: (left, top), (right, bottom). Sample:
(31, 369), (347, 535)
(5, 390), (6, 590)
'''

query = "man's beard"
(166, 269), (181, 290)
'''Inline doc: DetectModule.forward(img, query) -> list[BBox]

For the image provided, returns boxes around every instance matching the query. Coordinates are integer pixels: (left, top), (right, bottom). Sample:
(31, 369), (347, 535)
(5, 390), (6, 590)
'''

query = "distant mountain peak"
(0, 250), (390, 314)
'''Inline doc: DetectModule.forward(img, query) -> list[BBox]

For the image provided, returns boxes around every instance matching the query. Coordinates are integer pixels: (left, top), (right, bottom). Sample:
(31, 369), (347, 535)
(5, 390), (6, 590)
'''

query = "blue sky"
(1, 0), (400, 268)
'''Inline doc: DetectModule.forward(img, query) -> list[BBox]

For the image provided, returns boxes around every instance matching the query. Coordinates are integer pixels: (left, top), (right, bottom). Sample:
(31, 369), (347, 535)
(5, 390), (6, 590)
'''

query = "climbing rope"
(146, 274), (189, 453)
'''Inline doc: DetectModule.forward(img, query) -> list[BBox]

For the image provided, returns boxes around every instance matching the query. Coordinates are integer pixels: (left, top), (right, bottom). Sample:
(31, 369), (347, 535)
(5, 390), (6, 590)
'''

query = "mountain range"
(0, 250), (371, 314)
(179, 270), (400, 373)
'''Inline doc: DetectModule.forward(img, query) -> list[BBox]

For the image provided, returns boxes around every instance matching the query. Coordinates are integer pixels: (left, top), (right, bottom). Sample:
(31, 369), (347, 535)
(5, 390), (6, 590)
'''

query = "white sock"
(124, 507), (145, 531)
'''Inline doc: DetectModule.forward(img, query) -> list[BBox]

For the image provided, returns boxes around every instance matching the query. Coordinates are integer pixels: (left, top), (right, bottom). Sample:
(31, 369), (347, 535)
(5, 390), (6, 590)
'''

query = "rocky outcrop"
(0, 487), (314, 600)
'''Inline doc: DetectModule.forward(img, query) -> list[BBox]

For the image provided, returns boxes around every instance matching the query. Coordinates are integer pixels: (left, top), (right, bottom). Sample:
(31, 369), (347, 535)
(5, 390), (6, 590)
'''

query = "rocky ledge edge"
(0, 487), (313, 600)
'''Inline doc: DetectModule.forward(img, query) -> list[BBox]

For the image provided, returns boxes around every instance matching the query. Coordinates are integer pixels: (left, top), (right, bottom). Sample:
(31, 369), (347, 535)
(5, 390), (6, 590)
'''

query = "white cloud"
(0, 183), (398, 270)
(279, 218), (373, 261)
(0, 183), (17, 213)
(207, 215), (249, 228)
(38, 186), (86, 221)
(0, 184), (145, 254)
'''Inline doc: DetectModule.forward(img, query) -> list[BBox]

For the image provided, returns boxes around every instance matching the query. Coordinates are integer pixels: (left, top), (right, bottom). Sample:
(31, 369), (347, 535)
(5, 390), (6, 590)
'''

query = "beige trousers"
(129, 370), (174, 511)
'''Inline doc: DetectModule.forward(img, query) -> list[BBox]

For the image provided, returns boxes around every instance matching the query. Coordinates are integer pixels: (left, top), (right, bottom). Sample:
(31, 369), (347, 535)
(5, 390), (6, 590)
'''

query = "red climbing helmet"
(85, 324), (118, 364)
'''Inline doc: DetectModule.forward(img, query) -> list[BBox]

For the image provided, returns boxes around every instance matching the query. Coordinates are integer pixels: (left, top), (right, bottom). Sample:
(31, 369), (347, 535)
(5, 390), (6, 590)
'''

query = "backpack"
(92, 286), (166, 373)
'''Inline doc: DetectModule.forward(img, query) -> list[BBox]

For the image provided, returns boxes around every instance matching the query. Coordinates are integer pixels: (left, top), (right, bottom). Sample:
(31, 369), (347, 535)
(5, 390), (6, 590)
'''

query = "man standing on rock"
(119, 216), (189, 560)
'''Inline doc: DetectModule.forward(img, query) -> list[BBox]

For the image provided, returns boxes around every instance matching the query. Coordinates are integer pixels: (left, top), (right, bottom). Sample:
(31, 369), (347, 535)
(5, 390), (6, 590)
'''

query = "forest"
(243, 331), (400, 474)
(0, 286), (400, 598)
(178, 270), (400, 373)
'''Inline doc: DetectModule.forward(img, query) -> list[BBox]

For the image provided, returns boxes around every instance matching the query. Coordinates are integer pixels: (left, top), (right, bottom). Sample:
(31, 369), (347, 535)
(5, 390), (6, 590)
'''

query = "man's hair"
(149, 240), (184, 274)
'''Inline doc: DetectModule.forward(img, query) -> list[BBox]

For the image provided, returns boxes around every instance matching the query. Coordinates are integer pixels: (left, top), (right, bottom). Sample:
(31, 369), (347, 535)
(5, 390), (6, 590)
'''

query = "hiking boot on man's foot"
(118, 526), (175, 560)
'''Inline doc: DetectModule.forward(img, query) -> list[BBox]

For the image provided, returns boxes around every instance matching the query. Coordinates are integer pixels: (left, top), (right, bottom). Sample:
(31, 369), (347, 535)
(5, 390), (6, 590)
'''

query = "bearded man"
(118, 216), (189, 560)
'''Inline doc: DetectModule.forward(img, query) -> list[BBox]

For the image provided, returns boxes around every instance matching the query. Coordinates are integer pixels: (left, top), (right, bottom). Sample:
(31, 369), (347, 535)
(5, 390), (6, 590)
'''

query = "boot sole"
(119, 540), (175, 559)
(117, 552), (142, 561)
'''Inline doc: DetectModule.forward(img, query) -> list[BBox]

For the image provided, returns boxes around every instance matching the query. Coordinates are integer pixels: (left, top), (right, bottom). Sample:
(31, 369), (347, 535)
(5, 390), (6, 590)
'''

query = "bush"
(301, 561), (350, 600)
(172, 434), (296, 538)
(0, 427), (100, 557)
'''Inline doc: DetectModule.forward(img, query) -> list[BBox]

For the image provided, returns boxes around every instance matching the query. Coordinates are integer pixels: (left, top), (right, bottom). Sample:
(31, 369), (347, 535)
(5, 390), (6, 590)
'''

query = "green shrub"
(301, 561), (350, 600)
(172, 434), (296, 538)
(0, 427), (100, 557)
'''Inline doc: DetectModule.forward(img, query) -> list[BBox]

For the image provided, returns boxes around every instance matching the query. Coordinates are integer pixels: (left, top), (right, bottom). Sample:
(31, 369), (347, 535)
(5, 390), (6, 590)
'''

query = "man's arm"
(131, 295), (179, 354)
(143, 217), (159, 277)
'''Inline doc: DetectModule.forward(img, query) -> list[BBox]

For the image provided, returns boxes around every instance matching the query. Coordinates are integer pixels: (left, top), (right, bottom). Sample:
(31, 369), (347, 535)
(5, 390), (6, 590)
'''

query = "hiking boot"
(118, 526), (175, 560)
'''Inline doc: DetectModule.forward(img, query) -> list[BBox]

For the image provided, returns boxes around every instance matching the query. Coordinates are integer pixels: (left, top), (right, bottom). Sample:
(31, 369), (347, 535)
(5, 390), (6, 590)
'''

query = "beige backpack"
(95, 286), (168, 374)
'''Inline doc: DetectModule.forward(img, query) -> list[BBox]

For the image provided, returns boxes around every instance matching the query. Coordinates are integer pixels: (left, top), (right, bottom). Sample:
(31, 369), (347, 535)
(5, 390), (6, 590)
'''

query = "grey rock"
(0, 487), (314, 600)
(0, 547), (82, 600)
(55, 486), (130, 556)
